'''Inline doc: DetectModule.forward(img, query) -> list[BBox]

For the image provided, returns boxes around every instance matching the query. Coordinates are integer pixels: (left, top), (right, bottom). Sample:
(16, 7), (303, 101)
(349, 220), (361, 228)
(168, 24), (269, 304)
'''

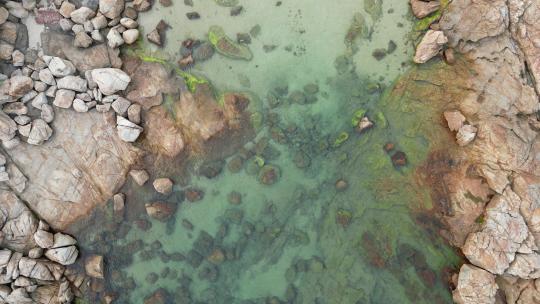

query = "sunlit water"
(75, 1), (460, 303)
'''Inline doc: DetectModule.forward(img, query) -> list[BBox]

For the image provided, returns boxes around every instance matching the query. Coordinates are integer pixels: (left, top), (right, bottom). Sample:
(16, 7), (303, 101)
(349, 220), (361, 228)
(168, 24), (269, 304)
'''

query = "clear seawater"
(75, 0), (461, 303)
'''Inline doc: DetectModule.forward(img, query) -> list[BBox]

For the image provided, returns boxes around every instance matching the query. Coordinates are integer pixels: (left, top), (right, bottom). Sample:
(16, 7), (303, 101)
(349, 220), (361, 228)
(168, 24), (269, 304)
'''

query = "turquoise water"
(76, 1), (460, 303)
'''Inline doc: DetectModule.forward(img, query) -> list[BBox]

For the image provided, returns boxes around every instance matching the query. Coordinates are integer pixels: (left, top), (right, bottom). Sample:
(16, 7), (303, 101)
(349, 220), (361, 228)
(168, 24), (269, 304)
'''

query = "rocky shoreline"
(411, 0), (540, 303)
(0, 0), (538, 302)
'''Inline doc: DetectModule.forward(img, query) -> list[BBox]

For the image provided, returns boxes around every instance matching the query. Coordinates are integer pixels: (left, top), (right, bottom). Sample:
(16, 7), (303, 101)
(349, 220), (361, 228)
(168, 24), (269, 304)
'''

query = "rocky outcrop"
(411, 0), (540, 303)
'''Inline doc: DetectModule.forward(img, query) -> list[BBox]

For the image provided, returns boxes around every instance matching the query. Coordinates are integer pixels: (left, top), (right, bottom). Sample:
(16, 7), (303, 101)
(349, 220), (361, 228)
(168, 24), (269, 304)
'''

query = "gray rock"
(2, 137), (20, 150)
(72, 98), (88, 112)
(99, 0), (125, 19)
(5, 1), (28, 19)
(127, 103), (141, 124)
(0, 42), (14, 60)
(20, 90), (37, 103)
(95, 103), (110, 112)
(59, 19), (74, 32)
(45, 85), (57, 98)
(53, 89), (75, 108)
(111, 96), (130, 115)
(46, 57), (76, 77)
(14, 115), (30, 125)
(5, 288), (32, 303)
(45, 246), (78, 265)
(71, 24), (84, 34)
(90, 29), (104, 42)
(0, 112), (17, 141)
(70, 7), (96, 24)
(106, 28), (124, 48)
(41, 104), (54, 123)
(31, 92), (48, 109)
(56, 76), (87, 92)
(27, 119), (53, 145)
(83, 20), (94, 32)
(38, 68), (56, 86)
(18, 124), (30, 137)
(34, 230), (54, 248)
(52, 232), (77, 248)
(34, 81), (47, 92)
(91, 68), (130, 95)
(116, 115), (142, 142)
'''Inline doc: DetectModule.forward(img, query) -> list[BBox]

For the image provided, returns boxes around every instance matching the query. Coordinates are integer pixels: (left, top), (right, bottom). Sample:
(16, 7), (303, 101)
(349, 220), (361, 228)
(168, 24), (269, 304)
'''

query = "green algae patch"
(214, 0), (238, 7)
(414, 0), (450, 31)
(176, 70), (209, 93)
(375, 111), (388, 128)
(208, 25), (253, 61)
(333, 131), (350, 148)
(351, 109), (367, 127)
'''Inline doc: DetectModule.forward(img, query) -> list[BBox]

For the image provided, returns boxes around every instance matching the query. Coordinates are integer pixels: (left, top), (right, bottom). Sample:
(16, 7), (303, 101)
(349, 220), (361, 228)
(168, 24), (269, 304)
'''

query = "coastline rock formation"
(411, 0), (540, 303)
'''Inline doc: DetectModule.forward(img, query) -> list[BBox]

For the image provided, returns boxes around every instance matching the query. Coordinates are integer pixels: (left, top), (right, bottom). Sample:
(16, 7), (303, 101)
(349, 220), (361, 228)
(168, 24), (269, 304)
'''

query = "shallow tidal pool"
(76, 0), (461, 303)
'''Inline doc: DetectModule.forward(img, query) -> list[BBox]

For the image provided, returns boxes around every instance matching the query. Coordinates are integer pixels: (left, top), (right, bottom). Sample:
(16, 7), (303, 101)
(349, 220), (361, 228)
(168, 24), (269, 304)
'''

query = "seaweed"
(208, 25), (253, 61)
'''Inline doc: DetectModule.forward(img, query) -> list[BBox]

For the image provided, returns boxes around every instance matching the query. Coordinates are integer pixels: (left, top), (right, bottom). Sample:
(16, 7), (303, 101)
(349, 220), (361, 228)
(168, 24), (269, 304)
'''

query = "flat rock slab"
(4, 110), (141, 230)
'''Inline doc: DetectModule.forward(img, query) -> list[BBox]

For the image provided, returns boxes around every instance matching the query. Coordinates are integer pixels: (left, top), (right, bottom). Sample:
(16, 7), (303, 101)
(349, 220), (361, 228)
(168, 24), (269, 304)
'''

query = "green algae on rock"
(208, 25), (253, 61)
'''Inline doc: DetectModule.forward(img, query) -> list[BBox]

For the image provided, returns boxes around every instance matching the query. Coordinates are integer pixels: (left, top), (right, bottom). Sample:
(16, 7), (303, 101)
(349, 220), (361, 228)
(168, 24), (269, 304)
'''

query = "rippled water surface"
(76, 0), (460, 303)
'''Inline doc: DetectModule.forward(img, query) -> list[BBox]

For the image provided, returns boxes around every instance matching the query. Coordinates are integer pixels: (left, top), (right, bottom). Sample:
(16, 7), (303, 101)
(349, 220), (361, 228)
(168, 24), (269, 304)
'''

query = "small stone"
(122, 29), (139, 44)
(99, 0), (125, 19)
(391, 151), (407, 167)
(6, 1), (29, 18)
(444, 48), (456, 65)
(120, 17), (138, 29)
(8, 76), (33, 97)
(410, 0), (440, 19)
(3, 102), (27, 115)
(47, 56), (76, 77)
(133, 0), (152, 11)
(96, 103), (110, 112)
(59, 1), (76, 18)
(127, 103), (141, 124)
(57, 76), (87, 92)
(444, 110), (466, 132)
(91, 15), (108, 30)
(11, 50), (24, 67)
(145, 202), (177, 221)
(111, 97), (131, 115)
(186, 12), (200, 20)
(335, 179), (348, 191)
(113, 193), (125, 217)
(45, 246), (78, 265)
(14, 115), (31, 125)
(59, 18), (74, 31)
(413, 30), (447, 64)
(38, 68), (55, 86)
(159, 0), (172, 6)
(28, 248), (43, 259)
(18, 124), (31, 137)
(53, 89), (75, 108)
(91, 29), (104, 42)
(85, 255), (104, 279)
(27, 119), (53, 145)
(74, 31), (93, 48)
(34, 230), (54, 249)
(73, 98), (89, 112)
(107, 28), (125, 48)
(0, 7), (8, 25)
(456, 124), (477, 146)
(31, 92), (48, 109)
(0, 42), (13, 61)
(45, 85), (57, 97)
(356, 116), (374, 133)
(41, 104), (54, 123)
(116, 115), (142, 142)
(185, 188), (204, 202)
(70, 7), (96, 24)
(230, 5), (243, 16)
(34, 81), (47, 92)
(130, 169), (149, 186)
(153, 178), (173, 194)
(123, 6), (138, 19)
(91, 68), (131, 95)
(146, 29), (161, 46)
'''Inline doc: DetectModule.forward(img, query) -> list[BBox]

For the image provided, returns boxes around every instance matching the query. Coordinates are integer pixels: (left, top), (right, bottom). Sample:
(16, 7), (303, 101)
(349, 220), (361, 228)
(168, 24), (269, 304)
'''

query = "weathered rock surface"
(4, 110), (141, 229)
(413, 30), (448, 63)
(453, 264), (498, 304)
(91, 68), (131, 95)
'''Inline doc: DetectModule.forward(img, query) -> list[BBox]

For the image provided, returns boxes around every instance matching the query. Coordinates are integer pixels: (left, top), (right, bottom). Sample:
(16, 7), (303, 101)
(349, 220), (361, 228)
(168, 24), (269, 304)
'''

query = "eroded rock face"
(5, 110), (141, 230)
(453, 264), (498, 304)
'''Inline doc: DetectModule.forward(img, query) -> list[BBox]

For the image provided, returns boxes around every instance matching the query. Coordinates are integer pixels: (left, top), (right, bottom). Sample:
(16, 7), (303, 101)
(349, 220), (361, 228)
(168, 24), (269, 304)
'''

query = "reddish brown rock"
(145, 202), (177, 222)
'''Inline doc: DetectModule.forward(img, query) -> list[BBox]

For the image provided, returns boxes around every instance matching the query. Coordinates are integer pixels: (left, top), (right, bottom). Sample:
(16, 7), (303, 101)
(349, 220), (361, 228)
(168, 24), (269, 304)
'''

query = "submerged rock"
(208, 25), (252, 61)
(145, 202), (177, 221)
(258, 165), (280, 185)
